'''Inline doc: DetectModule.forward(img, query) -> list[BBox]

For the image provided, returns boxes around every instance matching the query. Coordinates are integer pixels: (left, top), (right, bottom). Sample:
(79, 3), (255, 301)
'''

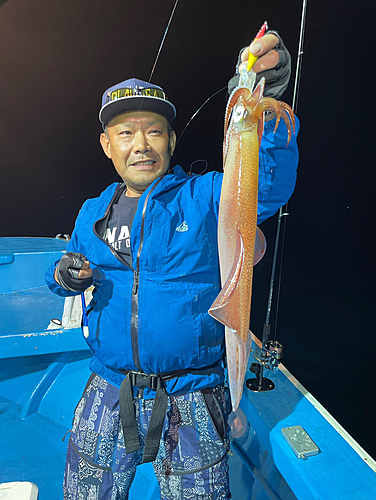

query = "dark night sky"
(1, 1), (375, 458)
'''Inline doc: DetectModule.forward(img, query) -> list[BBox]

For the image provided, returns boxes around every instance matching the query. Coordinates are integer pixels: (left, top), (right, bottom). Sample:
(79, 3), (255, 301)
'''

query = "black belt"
(119, 363), (219, 463)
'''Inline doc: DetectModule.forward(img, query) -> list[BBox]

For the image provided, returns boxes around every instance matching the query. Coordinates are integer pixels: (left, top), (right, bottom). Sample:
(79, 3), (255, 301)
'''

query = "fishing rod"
(247, 0), (309, 392)
(266, 0), (308, 334)
(148, 0), (179, 83)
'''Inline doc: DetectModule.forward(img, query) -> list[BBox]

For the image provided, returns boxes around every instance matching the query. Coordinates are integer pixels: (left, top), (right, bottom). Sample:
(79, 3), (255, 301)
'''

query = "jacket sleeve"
(212, 114), (299, 225)
(45, 206), (89, 297)
(257, 115), (299, 223)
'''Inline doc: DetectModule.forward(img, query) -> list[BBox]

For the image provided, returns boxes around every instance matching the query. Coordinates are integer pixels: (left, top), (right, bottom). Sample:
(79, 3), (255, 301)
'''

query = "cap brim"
(99, 95), (176, 125)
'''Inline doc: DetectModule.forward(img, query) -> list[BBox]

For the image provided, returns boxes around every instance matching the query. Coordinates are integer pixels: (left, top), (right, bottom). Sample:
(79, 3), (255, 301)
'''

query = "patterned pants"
(63, 374), (232, 500)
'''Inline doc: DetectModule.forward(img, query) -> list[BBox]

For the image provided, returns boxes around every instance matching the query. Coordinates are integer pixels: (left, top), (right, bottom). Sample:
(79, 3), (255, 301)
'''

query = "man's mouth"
(131, 160), (156, 167)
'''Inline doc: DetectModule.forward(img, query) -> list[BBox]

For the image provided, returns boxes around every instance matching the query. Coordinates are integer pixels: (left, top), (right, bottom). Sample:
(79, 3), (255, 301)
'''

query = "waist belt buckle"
(130, 371), (159, 391)
(149, 374), (159, 391)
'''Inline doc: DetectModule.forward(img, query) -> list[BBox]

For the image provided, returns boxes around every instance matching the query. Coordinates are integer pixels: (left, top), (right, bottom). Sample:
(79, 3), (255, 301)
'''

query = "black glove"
(55, 252), (93, 292)
(228, 30), (291, 99)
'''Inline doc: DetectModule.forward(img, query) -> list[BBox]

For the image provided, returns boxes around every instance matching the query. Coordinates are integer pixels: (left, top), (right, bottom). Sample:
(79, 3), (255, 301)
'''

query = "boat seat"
(0, 481), (39, 499)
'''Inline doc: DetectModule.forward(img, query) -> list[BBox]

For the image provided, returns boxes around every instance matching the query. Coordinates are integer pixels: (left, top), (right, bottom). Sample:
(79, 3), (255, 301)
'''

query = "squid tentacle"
(258, 97), (282, 133)
(257, 98), (295, 146)
(257, 112), (265, 149)
(223, 79), (295, 162)
(281, 110), (292, 144)
(279, 101), (296, 130)
(279, 102), (296, 145)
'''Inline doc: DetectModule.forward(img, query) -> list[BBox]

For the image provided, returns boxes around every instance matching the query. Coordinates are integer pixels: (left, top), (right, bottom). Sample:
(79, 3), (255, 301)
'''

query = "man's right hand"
(54, 252), (93, 292)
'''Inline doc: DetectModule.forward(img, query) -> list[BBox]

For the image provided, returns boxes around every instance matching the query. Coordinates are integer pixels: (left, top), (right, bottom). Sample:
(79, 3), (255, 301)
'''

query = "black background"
(1, 1), (375, 458)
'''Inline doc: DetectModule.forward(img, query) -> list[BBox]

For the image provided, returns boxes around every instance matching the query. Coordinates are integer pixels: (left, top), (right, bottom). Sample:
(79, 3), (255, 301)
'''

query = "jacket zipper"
(131, 177), (164, 370)
(93, 179), (164, 372)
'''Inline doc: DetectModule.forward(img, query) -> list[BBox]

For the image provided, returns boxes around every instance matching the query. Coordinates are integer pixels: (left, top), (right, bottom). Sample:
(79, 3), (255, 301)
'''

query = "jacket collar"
(134, 164), (189, 203)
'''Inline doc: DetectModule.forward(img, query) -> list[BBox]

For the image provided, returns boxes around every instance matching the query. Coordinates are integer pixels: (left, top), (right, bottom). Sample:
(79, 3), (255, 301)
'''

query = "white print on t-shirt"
(106, 225), (131, 251)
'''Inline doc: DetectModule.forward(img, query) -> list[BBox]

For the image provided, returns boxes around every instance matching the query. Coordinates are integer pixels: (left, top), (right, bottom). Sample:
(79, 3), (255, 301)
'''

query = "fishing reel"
(263, 339), (284, 368)
(246, 324), (283, 392)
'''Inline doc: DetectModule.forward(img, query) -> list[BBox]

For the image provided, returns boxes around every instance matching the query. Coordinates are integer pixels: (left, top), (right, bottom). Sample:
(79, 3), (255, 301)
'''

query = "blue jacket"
(45, 117), (299, 398)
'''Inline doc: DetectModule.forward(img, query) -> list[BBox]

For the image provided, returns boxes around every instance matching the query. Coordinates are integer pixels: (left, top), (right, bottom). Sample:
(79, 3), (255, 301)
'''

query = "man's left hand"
(239, 33), (280, 75)
(228, 31), (291, 100)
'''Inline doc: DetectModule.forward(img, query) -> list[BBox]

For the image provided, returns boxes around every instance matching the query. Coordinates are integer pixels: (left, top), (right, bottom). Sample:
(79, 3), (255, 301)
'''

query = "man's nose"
(133, 132), (151, 154)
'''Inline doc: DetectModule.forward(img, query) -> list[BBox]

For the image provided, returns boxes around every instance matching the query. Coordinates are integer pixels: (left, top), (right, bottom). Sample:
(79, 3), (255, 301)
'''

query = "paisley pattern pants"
(63, 374), (232, 500)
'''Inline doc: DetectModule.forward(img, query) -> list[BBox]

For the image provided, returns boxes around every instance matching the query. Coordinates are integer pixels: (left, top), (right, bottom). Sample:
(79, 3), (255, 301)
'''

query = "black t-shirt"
(105, 193), (139, 267)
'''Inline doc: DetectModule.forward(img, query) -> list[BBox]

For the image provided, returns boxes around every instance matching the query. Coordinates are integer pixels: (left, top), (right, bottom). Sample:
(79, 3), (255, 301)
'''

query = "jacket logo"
(176, 221), (188, 232)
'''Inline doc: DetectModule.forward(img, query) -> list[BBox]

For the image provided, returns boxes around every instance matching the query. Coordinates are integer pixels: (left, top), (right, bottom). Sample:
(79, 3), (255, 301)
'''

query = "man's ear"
(100, 133), (112, 159)
(169, 130), (177, 157)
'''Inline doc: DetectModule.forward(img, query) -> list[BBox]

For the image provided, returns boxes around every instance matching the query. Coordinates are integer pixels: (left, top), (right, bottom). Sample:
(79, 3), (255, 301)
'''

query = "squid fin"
(226, 327), (252, 411)
(254, 227), (267, 265)
(209, 228), (244, 329)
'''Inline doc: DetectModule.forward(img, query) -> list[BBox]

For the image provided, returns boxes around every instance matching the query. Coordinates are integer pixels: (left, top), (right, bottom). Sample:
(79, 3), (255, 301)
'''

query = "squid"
(209, 77), (295, 411)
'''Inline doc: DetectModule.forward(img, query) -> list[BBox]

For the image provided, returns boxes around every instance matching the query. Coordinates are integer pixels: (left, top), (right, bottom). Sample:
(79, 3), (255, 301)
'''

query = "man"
(46, 32), (299, 500)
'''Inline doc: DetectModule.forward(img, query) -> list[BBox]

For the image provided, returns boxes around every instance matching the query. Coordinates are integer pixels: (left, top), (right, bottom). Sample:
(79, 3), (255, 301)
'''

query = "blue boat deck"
(0, 393), (162, 500)
(0, 395), (68, 499)
(1, 237), (376, 499)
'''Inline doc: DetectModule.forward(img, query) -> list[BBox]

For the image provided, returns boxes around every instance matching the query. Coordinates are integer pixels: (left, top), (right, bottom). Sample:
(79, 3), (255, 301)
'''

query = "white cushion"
(0, 482), (39, 500)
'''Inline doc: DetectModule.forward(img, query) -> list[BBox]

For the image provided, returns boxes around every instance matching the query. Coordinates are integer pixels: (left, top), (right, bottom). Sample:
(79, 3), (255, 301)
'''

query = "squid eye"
(233, 103), (247, 123)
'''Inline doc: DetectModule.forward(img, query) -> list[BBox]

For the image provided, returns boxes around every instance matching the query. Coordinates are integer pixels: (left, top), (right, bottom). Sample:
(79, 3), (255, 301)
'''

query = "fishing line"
(265, 0), (308, 341)
(145, 0), (228, 147)
(176, 86), (228, 146)
(188, 159), (209, 176)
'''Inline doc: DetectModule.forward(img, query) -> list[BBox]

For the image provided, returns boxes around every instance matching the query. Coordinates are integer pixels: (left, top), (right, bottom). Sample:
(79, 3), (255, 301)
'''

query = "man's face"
(100, 111), (176, 196)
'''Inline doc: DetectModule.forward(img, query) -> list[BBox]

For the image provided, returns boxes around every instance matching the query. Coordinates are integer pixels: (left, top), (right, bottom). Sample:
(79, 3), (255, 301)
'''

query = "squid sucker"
(208, 78), (295, 411)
